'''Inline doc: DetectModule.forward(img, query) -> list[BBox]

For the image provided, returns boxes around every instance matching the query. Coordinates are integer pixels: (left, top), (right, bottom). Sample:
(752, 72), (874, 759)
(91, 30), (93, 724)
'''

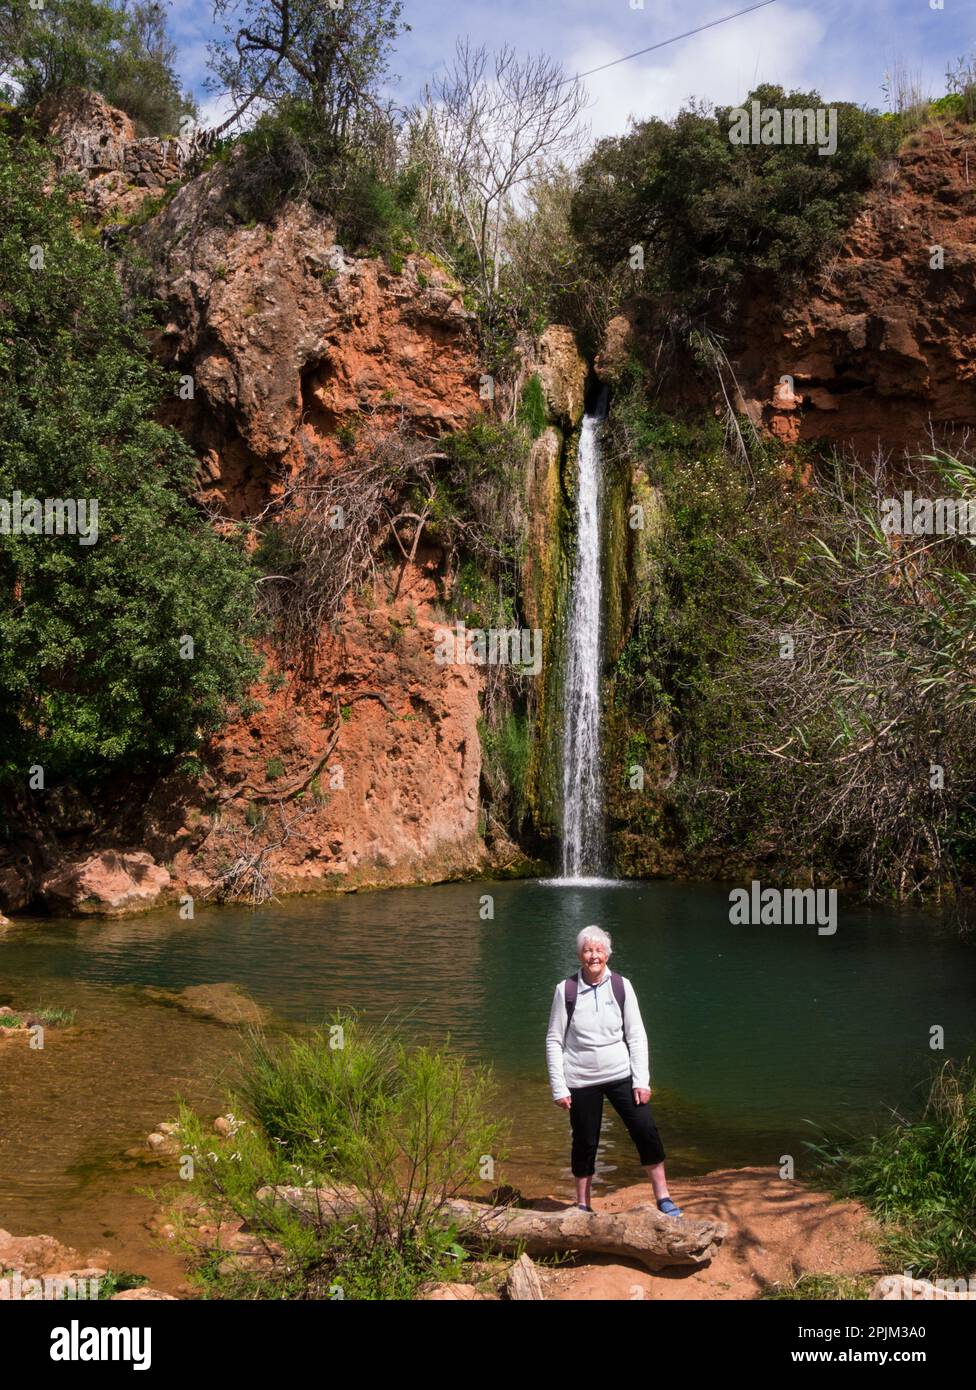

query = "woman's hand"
(633, 1087), (651, 1105)
(555, 1096), (572, 1109)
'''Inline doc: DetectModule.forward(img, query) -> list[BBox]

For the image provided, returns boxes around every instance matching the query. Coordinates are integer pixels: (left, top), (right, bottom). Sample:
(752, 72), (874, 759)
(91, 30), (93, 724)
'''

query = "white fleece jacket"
(545, 970), (651, 1101)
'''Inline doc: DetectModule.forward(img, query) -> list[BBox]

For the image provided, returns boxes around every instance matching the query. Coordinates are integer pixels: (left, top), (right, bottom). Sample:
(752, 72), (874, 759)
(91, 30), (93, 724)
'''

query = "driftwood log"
(256, 1186), (726, 1272)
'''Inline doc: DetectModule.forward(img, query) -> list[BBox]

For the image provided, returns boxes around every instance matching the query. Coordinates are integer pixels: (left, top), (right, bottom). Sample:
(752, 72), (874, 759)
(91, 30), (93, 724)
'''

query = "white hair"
(576, 925), (612, 956)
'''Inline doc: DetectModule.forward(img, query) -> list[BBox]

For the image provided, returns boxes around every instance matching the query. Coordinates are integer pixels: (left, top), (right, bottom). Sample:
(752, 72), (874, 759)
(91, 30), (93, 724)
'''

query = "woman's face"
(579, 939), (608, 974)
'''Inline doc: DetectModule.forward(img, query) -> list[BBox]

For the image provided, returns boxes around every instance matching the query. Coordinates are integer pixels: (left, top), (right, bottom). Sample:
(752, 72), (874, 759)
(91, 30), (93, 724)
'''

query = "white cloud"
(194, 91), (246, 132)
(566, 6), (832, 141)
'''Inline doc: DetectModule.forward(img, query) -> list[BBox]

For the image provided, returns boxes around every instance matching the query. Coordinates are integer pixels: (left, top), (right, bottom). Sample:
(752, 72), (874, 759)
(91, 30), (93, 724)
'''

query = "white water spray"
(561, 392), (608, 880)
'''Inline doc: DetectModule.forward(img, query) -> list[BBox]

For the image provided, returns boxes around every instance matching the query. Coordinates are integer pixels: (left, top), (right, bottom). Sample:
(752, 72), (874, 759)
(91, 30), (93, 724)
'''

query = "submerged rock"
(140, 982), (270, 1027)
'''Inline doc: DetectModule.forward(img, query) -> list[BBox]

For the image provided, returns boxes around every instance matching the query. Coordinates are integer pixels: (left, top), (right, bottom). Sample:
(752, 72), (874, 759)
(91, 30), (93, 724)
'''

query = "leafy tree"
(205, 1), (412, 247)
(207, 0), (407, 143)
(0, 0), (194, 134)
(0, 131), (260, 784)
(572, 85), (899, 324)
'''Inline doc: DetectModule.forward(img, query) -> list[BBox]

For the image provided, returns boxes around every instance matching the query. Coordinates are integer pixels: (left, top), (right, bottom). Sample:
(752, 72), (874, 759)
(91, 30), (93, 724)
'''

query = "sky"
(168, 0), (975, 140)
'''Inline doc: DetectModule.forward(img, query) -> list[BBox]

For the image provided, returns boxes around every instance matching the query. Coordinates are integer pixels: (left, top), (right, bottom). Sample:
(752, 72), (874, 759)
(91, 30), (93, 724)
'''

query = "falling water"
(561, 391), (608, 880)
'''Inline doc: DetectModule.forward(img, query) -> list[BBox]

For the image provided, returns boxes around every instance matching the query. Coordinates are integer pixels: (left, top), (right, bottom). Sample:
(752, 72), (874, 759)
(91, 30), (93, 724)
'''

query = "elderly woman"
(546, 925), (682, 1216)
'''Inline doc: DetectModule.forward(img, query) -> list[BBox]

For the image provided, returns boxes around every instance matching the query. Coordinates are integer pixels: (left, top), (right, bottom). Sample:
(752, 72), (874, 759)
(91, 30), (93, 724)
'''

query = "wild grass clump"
(762, 1273), (876, 1300)
(807, 1060), (976, 1280)
(0, 1004), (75, 1028)
(173, 1014), (510, 1299)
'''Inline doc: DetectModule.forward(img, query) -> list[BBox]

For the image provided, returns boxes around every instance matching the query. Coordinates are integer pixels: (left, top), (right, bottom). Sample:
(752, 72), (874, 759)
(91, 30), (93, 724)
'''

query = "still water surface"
(1, 878), (972, 1275)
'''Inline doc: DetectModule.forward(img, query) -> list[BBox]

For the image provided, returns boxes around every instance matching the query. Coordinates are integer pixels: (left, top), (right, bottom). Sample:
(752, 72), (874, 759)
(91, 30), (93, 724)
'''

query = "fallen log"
(256, 1186), (726, 1271)
(440, 1198), (725, 1271)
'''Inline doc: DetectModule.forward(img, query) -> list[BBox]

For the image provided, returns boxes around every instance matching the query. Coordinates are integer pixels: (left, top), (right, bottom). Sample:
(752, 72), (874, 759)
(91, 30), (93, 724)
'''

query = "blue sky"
(168, 0), (976, 139)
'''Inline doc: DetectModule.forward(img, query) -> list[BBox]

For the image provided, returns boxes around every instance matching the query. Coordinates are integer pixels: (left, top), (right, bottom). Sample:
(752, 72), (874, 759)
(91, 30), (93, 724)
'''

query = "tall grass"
(808, 1060), (976, 1279)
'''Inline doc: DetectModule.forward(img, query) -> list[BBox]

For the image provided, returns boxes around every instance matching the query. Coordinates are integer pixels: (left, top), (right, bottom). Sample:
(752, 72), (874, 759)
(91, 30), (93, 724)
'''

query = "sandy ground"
(530, 1166), (881, 1300)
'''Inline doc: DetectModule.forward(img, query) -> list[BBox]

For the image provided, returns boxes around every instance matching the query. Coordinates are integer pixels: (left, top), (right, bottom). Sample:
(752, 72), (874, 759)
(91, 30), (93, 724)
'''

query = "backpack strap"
(563, 974), (578, 1042)
(611, 971), (627, 1019)
(563, 971), (627, 1042)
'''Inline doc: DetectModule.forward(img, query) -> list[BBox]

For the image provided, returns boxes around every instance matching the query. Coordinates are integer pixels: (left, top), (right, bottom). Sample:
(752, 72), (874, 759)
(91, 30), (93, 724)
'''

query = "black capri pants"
(568, 1075), (666, 1177)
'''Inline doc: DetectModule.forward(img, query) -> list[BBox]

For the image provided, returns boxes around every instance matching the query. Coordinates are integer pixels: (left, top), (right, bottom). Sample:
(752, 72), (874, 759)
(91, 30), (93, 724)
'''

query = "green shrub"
(3, 0), (195, 136)
(572, 84), (902, 324)
(218, 100), (418, 257)
(480, 712), (531, 829)
(95, 1270), (150, 1299)
(763, 1274), (875, 1301)
(173, 1016), (509, 1299)
(517, 374), (548, 440)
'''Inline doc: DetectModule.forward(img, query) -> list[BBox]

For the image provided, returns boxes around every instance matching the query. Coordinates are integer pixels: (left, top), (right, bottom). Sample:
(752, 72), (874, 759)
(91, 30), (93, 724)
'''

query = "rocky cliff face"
(0, 94), (596, 913)
(132, 164), (493, 899)
(600, 124), (976, 461)
(3, 95), (504, 911)
(10, 94), (971, 911)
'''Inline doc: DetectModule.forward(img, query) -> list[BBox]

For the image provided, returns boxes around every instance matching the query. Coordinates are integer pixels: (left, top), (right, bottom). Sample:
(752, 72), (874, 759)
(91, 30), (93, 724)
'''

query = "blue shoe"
(657, 1196), (683, 1218)
(577, 1203), (594, 1213)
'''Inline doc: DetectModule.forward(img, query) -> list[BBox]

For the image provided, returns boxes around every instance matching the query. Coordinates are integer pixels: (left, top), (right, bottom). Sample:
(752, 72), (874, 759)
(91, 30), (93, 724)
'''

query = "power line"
(561, 0), (781, 84)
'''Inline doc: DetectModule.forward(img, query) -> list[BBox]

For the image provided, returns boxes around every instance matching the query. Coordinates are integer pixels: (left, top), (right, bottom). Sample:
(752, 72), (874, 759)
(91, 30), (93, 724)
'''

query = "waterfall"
(561, 391), (608, 880)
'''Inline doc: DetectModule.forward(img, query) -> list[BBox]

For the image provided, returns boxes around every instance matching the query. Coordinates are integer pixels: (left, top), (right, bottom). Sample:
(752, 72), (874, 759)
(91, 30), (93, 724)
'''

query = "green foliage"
(208, 0), (416, 255)
(517, 374), (547, 440)
(252, 522), (301, 577)
(429, 420), (528, 631)
(762, 1274), (875, 1301)
(174, 1016), (509, 1299)
(572, 85), (901, 324)
(1, 0), (196, 135)
(95, 1270), (150, 1299)
(479, 712), (531, 830)
(610, 364), (976, 898)
(0, 1002), (75, 1027)
(943, 55), (976, 124)
(208, 0), (406, 153)
(808, 1061), (976, 1280)
(0, 131), (261, 785)
(605, 371), (811, 856)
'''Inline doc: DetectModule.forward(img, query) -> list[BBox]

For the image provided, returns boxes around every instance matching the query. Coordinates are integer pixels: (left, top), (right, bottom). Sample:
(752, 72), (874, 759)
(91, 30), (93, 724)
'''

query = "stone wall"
(36, 88), (188, 219)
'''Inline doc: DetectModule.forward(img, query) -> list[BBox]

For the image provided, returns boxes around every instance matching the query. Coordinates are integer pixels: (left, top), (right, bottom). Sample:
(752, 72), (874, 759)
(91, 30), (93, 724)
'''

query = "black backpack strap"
(563, 974), (578, 1042)
(611, 971), (626, 1021)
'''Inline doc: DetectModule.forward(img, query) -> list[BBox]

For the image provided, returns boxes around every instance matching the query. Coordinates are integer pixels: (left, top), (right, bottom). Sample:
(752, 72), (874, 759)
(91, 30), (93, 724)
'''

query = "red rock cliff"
(600, 123), (976, 460)
(132, 164), (491, 897)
